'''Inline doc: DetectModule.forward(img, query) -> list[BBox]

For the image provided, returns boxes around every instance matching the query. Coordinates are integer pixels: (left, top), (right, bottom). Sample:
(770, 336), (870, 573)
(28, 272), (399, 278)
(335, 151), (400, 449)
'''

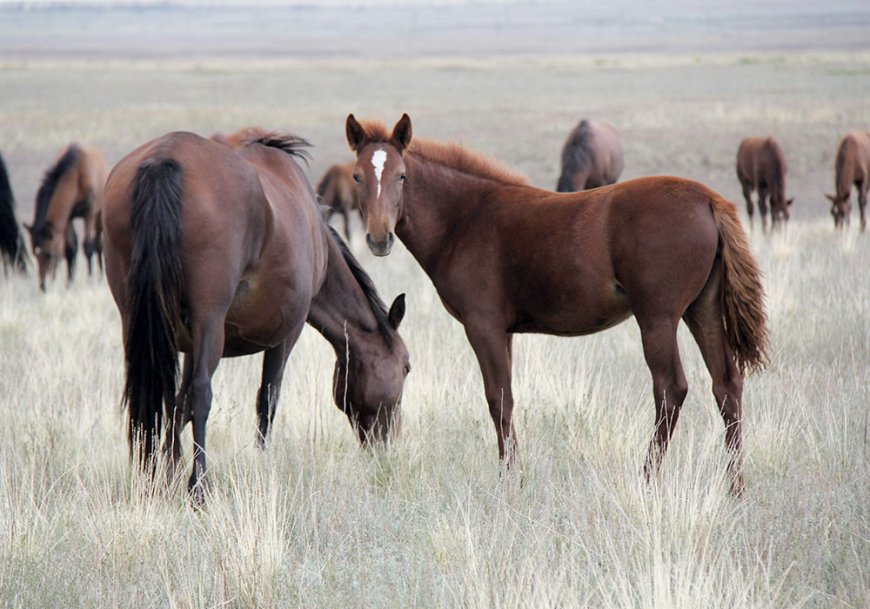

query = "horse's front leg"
(464, 319), (519, 468)
(858, 184), (868, 232)
(83, 207), (101, 276)
(256, 323), (303, 447)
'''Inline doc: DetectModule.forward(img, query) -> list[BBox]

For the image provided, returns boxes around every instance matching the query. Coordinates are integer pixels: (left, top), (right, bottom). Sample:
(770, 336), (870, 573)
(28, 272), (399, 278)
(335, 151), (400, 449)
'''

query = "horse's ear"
(390, 113), (413, 153)
(388, 293), (406, 329)
(825, 193), (837, 203)
(787, 197), (794, 207)
(346, 114), (367, 152)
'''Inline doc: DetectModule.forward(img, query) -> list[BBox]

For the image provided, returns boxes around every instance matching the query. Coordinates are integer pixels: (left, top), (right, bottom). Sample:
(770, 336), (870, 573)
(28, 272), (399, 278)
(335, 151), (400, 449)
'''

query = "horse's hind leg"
(256, 321), (304, 447)
(83, 210), (101, 276)
(64, 224), (78, 284)
(757, 186), (770, 233)
(187, 316), (225, 504)
(857, 181), (868, 232)
(637, 316), (688, 483)
(164, 354), (193, 472)
(740, 182), (754, 229)
(683, 265), (745, 495)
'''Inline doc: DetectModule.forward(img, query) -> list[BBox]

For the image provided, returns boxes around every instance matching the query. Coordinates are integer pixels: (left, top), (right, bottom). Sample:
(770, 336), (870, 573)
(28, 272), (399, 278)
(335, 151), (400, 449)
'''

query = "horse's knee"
(188, 377), (213, 418)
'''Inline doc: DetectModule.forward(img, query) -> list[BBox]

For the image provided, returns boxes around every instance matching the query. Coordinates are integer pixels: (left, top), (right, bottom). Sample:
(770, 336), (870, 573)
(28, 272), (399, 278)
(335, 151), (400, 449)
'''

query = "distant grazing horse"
(103, 128), (410, 500)
(26, 144), (107, 291)
(346, 114), (768, 494)
(0, 153), (28, 273)
(736, 136), (793, 230)
(556, 119), (624, 192)
(317, 162), (360, 240)
(826, 131), (870, 230)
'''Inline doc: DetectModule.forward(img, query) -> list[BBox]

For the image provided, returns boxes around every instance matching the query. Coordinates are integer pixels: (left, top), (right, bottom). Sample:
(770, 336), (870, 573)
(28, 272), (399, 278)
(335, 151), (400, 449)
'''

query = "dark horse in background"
(736, 136), (793, 231)
(26, 144), (107, 291)
(556, 119), (624, 192)
(826, 131), (870, 230)
(103, 128), (410, 500)
(346, 114), (768, 494)
(317, 161), (360, 240)
(0, 152), (29, 274)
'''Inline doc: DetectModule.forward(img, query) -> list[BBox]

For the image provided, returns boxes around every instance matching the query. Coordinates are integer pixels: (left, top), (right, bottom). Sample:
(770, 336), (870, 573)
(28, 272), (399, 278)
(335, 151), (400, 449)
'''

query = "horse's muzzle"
(366, 232), (395, 257)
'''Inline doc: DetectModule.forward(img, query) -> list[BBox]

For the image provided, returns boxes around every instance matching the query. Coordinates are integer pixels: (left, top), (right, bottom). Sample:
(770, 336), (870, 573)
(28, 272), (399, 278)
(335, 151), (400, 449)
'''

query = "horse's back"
(477, 177), (721, 334)
(559, 119), (624, 190)
(104, 131), (324, 354)
(737, 136), (785, 184)
(837, 131), (870, 179)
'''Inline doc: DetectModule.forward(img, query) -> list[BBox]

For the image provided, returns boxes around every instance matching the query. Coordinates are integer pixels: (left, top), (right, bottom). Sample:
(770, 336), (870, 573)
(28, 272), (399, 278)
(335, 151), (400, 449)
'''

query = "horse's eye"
(399, 174), (407, 182)
(403, 363), (411, 375)
(353, 173), (362, 184)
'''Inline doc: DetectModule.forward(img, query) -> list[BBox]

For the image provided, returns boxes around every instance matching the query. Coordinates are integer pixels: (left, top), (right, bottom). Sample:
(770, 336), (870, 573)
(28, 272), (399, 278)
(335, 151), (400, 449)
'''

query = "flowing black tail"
(0, 153), (28, 273)
(123, 158), (184, 467)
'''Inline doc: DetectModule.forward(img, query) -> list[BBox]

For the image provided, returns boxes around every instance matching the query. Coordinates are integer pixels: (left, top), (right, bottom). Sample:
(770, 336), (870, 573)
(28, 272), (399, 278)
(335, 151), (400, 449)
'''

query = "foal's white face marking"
(372, 148), (387, 198)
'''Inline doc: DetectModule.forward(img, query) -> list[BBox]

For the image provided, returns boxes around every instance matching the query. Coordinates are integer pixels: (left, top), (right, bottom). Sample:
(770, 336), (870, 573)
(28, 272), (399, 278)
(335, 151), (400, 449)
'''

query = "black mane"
(33, 145), (80, 240)
(326, 225), (396, 349)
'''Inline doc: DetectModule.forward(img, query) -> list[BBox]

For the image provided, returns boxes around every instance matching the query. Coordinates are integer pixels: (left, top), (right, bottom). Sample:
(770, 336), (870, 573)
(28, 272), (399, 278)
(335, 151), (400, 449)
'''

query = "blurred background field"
(1, 2), (869, 608)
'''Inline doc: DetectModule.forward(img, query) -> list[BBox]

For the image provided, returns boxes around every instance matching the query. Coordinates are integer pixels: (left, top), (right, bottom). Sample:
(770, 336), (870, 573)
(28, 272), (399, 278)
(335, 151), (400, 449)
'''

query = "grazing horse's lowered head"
(26, 144), (107, 291)
(826, 131), (870, 231)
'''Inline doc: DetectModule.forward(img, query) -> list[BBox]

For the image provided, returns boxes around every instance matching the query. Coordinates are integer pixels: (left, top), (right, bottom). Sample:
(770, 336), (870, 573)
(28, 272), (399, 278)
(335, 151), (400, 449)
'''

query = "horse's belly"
(510, 282), (633, 336)
(177, 276), (310, 357)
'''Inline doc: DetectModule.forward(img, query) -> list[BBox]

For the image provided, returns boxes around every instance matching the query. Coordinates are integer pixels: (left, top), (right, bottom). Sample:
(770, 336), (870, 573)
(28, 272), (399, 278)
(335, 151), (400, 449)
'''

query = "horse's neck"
(45, 170), (81, 226)
(307, 233), (381, 356)
(399, 156), (493, 275)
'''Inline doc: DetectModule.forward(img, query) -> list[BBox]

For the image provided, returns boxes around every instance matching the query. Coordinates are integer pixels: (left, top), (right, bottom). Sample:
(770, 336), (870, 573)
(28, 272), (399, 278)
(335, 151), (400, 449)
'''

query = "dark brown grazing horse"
(736, 136), (793, 230)
(26, 144), (107, 291)
(556, 119), (624, 192)
(826, 131), (870, 230)
(103, 128), (410, 500)
(347, 114), (769, 494)
(0, 152), (29, 274)
(317, 161), (360, 240)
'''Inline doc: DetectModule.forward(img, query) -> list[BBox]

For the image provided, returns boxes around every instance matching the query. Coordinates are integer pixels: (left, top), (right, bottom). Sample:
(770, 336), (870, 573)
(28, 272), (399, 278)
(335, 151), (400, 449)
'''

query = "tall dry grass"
(1, 50), (869, 608)
(0, 219), (868, 608)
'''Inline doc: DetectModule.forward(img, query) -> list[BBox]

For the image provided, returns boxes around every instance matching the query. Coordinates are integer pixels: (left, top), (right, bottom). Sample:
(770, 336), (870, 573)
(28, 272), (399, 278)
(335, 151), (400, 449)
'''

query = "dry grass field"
(1, 7), (870, 607)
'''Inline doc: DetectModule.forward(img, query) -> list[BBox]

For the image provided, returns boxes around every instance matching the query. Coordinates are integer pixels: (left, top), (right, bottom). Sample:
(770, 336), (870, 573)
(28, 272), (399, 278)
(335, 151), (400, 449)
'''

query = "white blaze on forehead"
(372, 148), (387, 198)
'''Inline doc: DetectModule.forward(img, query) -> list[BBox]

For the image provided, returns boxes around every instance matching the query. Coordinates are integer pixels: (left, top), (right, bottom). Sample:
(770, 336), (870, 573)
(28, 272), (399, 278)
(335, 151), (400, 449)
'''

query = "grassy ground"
(0, 52), (869, 608)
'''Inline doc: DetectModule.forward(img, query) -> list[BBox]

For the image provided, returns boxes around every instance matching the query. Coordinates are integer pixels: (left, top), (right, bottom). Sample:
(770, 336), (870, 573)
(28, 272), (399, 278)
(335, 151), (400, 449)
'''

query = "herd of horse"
(0, 118), (868, 501)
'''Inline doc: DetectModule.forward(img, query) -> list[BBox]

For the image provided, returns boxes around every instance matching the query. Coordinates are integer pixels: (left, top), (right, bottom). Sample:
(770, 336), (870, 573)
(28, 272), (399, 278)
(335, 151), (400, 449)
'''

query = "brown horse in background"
(347, 114), (768, 494)
(317, 161), (360, 240)
(103, 128), (409, 500)
(826, 131), (870, 230)
(0, 152), (29, 274)
(556, 119), (624, 192)
(26, 144), (107, 291)
(736, 136), (793, 230)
